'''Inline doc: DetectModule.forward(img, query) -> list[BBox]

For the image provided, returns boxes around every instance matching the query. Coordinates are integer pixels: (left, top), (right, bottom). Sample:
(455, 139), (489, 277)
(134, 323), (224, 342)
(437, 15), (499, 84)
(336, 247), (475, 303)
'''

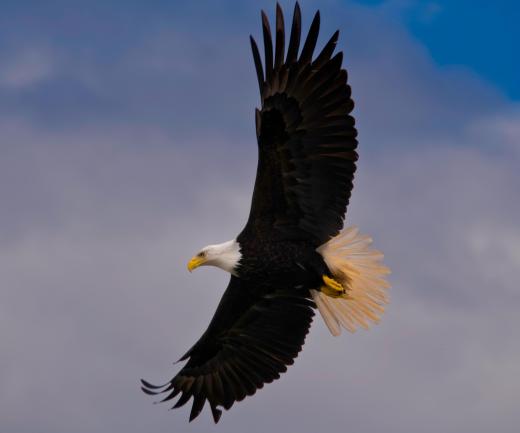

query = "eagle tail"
(312, 226), (391, 336)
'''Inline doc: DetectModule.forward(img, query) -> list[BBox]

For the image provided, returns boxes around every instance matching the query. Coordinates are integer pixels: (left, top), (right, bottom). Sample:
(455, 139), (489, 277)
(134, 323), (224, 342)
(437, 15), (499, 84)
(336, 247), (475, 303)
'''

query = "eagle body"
(142, 2), (390, 424)
(235, 236), (328, 289)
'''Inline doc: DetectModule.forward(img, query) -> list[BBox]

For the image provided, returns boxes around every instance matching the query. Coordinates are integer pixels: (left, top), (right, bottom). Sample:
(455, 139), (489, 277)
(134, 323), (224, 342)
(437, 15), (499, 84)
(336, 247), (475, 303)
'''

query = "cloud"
(0, 45), (55, 89)
(0, 1), (519, 433)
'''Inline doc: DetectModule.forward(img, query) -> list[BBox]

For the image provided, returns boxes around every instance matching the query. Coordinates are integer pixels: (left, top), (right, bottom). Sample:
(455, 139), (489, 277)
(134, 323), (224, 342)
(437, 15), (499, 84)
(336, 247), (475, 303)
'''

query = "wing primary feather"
(189, 393), (206, 422)
(240, 346), (281, 379)
(141, 386), (160, 396)
(228, 359), (257, 396)
(261, 10), (274, 83)
(217, 368), (237, 409)
(158, 387), (181, 403)
(140, 379), (170, 389)
(300, 10), (320, 64)
(223, 363), (248, 402)
(203, 375), (214, 404)
(286, 2), (301, 64)
(173, 391), (192, 409)
(313, 30), (339, 69)
(210, 372), (224, 405)
(234, 357), (266, 388)
(213, 370), (233, 409)
(274, 3), (285, 70)
(210, 404), (223, 423)
(250, 36), (264, 99)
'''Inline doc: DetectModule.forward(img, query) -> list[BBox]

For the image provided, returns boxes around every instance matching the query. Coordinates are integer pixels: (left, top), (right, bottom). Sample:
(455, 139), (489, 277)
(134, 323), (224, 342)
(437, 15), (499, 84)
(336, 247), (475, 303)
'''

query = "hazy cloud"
(0, 45), (55, 89)
(1, 1), (518, 432)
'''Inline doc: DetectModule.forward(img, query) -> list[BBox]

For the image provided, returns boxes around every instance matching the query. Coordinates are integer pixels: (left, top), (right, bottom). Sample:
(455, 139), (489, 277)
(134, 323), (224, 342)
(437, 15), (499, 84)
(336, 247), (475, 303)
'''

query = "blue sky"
(1, 1), (519, 433)
(399, 0), (520, 99)
(353, 0), (520, 99)
(1, 1), (518, 123)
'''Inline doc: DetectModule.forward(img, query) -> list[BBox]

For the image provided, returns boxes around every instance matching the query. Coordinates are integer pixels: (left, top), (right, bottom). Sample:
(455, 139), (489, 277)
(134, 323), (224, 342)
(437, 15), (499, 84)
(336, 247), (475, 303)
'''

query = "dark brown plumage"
(142, 2), (360, 423)
(143, 279), (314, 423)
(245, 2), (357, 245)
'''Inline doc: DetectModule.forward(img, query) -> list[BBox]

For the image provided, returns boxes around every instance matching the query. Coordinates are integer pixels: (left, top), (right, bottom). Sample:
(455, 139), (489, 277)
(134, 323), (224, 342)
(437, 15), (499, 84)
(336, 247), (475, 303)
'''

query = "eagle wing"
(141, 276), (315, 423)
(241, 3), (358, 246)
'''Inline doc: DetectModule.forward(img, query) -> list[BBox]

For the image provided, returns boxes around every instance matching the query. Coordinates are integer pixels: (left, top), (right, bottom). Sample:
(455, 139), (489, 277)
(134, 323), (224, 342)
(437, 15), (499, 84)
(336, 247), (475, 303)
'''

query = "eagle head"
(187, 239), (241, 275)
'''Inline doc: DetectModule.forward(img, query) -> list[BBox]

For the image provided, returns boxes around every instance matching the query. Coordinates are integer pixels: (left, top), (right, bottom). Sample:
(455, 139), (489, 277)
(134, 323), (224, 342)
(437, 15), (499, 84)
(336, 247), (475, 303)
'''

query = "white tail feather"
(312, 226), (391, 336)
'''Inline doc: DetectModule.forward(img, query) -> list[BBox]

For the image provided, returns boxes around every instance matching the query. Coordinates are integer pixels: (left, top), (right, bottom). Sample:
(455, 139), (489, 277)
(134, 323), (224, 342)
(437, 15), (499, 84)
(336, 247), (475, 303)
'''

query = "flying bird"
(142, 2), (390, 423)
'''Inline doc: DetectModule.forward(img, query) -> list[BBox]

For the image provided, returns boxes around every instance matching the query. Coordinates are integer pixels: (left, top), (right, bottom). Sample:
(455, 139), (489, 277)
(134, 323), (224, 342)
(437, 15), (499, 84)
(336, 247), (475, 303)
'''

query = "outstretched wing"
(242, 3), (358, 246)
(141, 276), (315, 423)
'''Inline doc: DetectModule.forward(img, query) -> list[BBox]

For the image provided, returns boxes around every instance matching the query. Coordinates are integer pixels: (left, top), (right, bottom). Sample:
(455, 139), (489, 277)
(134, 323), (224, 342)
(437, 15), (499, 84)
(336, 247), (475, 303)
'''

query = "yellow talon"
(321, 275), (351, 299)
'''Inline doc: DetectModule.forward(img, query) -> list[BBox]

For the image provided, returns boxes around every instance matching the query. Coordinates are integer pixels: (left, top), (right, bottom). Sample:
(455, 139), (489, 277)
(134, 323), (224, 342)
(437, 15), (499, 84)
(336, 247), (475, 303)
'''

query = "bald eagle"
(142, 2), (390, 423)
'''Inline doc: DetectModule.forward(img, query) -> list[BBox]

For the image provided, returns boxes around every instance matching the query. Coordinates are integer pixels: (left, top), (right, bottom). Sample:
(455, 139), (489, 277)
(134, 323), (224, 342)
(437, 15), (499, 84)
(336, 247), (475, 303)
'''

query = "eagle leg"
(321, 275), (351, 299)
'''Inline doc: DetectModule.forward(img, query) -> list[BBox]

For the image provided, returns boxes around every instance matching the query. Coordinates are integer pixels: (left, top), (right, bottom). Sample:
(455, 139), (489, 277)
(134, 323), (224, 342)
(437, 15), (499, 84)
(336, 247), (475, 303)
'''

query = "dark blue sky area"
(356, 0), (519, 99)
(1, 1), (517, 100)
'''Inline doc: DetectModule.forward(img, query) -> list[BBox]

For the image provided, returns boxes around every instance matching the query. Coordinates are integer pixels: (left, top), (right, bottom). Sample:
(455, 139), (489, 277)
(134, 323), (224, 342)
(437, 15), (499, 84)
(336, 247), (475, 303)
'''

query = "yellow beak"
(187, 255), (206, 272)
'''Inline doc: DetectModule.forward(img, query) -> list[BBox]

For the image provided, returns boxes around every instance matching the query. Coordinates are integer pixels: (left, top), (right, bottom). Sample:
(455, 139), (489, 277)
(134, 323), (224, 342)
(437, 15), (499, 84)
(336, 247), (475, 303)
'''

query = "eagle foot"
(321, 275), (350, 298)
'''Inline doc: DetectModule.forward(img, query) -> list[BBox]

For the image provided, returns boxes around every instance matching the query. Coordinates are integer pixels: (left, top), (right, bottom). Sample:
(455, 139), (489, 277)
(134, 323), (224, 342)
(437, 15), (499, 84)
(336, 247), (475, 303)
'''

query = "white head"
(187, 239), (241, 276)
